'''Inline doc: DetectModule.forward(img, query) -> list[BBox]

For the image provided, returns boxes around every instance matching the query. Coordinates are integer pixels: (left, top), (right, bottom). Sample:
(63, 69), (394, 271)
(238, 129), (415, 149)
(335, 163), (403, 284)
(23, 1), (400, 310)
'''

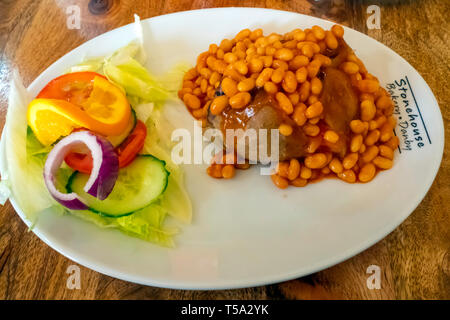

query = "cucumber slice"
(67, 155), (169, 217)
(106, 110), (136, 147)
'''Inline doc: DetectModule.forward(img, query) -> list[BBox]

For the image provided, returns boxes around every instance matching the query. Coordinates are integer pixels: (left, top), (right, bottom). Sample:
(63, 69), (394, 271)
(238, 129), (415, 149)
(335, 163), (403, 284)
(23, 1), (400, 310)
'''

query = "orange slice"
(28, 76), (131, 146)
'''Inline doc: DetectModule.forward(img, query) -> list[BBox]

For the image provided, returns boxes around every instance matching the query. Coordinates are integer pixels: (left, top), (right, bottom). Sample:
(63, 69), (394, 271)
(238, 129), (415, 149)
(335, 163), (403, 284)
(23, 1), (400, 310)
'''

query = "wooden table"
(0, 0), (448, 300)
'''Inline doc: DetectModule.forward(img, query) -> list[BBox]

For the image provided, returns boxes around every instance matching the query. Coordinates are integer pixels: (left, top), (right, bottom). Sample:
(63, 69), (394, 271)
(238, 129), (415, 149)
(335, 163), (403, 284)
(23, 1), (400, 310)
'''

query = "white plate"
(1, 8), (444, 289)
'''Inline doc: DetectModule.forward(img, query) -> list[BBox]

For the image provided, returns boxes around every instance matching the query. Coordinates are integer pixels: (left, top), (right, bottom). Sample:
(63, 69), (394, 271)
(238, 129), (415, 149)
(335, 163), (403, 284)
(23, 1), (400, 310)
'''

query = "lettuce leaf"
(3, 73), (54, 223)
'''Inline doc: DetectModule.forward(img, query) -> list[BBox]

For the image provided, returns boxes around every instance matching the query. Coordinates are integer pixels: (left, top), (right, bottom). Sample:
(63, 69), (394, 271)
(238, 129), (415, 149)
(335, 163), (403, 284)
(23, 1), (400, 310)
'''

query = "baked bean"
(300, 44), (314, 58)
(380, 122), (394, 142)
(276, 161), (289, 177)
(216, 48), (225, 59)
(358, 143), (366, 154)
(222, 165), (236, 179)
(279, 123), (293, 136)
(338, 170), (356, 183)
(307, 95), (319, 105)
(292, 104), (307, 126)
(350, 120), (366, 134)
(221, 77), (238, 97)
(291, 177), (308, 187)
(256, 46), (266, 55)
(200, 78), (208, 93)
(360, 100), (376, 121)
(289, 55), (309, 70)
(312, 25), (326, 40)
(313, 53), (331, 67)
(234, 60), (249, 75)
(350, 134), (363, 152)
(276, 92), (294, 114)
(224, 65), (244, 81)
(282, 71), (297, 93)
(305, 101), (323, 118)
(305, 32), (317, 43)
(365, 129), (380, 146)
(209, 71), (220, 86)
(238, 77), (256, 91)
(303, 124), (320, 136)
(361, 145), (379, 163)
(214, 60), (228, 74)
(329, 158), (344, 174)
(307, 60), (321, 78)
(299, 81), (311, 102)
(229, 92), (251, 109)
(207, 163), (223, 178)
(184, 68), (198, 81)
(306, 136), (322, 153)
(262, 55), (273, 67)
(343, 153), (359, 169)
(271, 174), (289, 189)
(288, 158), (301, 180)
(325, 31), (338, 49)
(360, 93), (374, 102)
(220, 38), (233, 52)
(210, 95), (229, 115)
(331, 24), (344, 38)
(255, 36), (269, 48)
(288, 93), (300, 105)
(183, 93), (201, 109)
(250, 28), (263, 41)
(293, 29), (306, 41)
(379, 145), (394, 160)
(385, 136), (400, 150)
(272, 59), (289, 70)
(264, 81), (278, 94)
(373, 156), (393, 170)
(274, 48), (294, 61)
(341, 61), (359, 74)
(311, 77), (323, 95)
(295, 67), (308, 83)
(298, 41), (321, 53)
(192, 108), (204, 119)
(224, 52), (238, 64)
(192, 87), (202, 96)
(324, 130), (340, 144)
(273, 40), (283, 49)
(359, 163), (376, 182)
(271, 67), (285, 83)
(305, 153), (328, 169)
(308, 116), (320, 125)
(255, 68), (274, 87)
(376, 95), (393, 109)
(357, 79), (379, 93)
(248, 58), (263, 73)
(300, 166), (312, 179)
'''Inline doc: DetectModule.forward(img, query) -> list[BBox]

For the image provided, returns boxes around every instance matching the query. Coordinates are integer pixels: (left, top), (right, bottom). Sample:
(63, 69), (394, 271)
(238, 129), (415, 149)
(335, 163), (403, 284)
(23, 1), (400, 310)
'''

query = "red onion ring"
(43, 131), (119, 210)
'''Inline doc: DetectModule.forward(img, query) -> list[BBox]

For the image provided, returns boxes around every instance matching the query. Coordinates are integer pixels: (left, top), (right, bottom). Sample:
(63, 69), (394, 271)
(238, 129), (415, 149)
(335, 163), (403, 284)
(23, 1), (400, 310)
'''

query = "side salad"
(1, 40), (192, 248)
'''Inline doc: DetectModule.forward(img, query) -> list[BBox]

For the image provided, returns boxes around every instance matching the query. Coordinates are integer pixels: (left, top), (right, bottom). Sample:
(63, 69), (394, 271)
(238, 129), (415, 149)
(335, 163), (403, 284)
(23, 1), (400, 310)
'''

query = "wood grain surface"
(0, 0), (448, 300)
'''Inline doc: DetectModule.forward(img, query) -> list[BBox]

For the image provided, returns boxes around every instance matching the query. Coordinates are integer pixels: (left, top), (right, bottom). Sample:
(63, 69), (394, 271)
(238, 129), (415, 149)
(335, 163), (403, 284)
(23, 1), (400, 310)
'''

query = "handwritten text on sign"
(386, 76), (431, 152)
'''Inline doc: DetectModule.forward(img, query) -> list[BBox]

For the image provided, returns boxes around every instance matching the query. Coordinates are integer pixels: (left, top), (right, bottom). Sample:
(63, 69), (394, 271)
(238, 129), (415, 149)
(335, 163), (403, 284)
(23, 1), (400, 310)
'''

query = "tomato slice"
(64, 120), (147, 173)
(115, 120), (147, 167)
(37, 72), (107, 105)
